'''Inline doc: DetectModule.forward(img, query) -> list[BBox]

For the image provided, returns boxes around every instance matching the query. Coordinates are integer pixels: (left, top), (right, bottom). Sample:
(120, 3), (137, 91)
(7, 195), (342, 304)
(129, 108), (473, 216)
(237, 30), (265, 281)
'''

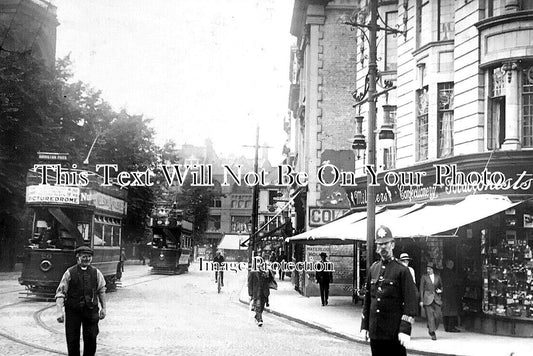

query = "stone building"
(287, 0), (533, 335)
(0, 0), (57, 65)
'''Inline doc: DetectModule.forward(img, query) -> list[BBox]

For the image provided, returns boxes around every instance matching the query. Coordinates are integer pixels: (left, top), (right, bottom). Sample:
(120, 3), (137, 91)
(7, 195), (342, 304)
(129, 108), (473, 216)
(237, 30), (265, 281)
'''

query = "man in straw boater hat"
(361, 225), (418, 356)
(399, 252), (416, 284)
(55, 246), (107, 356)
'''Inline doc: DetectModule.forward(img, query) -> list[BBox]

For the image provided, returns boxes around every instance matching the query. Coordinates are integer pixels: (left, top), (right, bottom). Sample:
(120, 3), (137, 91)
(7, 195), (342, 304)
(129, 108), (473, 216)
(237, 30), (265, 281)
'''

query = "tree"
(0, 52), (160, 268)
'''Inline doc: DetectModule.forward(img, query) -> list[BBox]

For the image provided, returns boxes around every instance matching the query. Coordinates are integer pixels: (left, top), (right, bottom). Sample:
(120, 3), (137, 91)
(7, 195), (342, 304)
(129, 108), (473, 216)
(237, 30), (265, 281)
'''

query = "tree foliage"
(0, 52), (158, 241)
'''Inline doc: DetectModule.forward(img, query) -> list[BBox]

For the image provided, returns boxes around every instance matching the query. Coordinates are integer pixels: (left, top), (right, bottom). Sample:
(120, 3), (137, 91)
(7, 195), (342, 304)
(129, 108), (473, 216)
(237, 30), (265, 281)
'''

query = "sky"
(54, 0), (294, 163)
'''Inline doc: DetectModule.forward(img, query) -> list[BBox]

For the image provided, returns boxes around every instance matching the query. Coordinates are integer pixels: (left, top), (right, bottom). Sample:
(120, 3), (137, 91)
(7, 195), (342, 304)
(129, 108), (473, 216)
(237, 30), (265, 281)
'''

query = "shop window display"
(482, 209), (533, 319)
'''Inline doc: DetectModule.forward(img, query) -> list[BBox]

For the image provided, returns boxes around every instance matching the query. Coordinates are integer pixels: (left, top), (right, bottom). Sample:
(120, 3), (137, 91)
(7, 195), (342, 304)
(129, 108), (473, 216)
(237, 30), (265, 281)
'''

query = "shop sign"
(80, 190), (126, 214)
(26, 185), (80, 205)
(308, 207), (349, 227)
(345, 160), (533, 208)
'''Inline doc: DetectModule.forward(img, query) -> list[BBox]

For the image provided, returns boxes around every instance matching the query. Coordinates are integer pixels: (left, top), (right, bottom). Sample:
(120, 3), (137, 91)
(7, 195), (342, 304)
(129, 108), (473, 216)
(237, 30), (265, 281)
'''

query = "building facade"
(288, 0), (533, 334)
(0, 0), (58, 65)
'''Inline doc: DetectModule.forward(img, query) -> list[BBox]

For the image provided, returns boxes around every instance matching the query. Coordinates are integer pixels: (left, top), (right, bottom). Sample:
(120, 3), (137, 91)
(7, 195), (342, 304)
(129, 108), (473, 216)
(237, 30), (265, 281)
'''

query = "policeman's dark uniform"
(361, 226), (418, 356)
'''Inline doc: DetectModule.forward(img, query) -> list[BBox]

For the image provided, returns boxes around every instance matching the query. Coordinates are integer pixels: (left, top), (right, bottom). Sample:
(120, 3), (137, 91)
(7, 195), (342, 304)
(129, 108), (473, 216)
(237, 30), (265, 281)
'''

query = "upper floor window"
(231, 216), (250, 233)
(437, 83), (454, 157)
(416, 87), (429, 161)
(417, 0), (431, 48)
(207, 215), (221, 232)
(382, 105), (397, 170)
(522, 65), (533, 147)
(385, 11), (398, 71)
(487, 67), (506, 150)
(438, 0), (454, 41)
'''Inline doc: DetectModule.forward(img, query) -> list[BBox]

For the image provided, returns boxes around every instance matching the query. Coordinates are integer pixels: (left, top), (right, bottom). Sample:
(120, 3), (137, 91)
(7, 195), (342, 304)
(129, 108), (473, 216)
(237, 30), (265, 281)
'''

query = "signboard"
(344, 153), (533, 208)
(308, 207), (350, 227)
(26, 185), (80, 204)
(80, 190), (126, 214)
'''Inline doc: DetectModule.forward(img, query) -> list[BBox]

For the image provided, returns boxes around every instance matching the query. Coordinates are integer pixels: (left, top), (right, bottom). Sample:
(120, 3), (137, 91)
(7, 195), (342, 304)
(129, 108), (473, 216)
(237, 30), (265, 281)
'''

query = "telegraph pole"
(243, 125), (271, 263)
(250, 125), (260, 262)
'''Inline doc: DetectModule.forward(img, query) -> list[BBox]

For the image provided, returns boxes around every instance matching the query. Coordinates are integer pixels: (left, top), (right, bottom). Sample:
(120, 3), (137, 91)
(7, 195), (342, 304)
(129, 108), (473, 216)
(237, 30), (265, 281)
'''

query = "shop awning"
(218, 234), (248, 250)
(387, 194), (521, 237)
(286, 210), (368, 245)
(286, 195), (521, 244)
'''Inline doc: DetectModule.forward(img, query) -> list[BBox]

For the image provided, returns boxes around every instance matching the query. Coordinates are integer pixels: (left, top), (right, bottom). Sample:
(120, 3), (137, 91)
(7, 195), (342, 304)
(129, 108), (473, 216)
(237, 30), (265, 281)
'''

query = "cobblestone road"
(0, 264), (370, 355)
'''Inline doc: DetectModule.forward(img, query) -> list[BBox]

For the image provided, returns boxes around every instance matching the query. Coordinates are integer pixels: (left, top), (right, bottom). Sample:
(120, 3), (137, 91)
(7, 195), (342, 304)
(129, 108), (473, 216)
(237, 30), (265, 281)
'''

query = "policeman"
(55, 246), (106, 356)
(361, 225), (418, 356)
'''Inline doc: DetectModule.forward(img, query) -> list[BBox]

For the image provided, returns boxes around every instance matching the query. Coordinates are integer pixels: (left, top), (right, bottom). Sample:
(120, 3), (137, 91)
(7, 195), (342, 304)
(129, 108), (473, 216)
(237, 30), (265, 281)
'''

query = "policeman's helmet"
(375, 225), (394, 244)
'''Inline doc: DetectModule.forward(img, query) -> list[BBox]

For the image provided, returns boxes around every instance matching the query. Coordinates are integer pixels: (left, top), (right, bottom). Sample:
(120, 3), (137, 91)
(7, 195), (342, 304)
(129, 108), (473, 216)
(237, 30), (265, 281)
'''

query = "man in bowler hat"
(361, 225), (418, 356)
(420, 262), (443, 340)
(56, 246), (107, 356)
(315, 252), (333, 306)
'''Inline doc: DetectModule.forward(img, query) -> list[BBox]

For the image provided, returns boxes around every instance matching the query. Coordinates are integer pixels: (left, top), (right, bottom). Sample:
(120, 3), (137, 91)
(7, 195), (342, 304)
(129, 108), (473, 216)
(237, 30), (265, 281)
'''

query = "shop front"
(341, 151), (533, 336)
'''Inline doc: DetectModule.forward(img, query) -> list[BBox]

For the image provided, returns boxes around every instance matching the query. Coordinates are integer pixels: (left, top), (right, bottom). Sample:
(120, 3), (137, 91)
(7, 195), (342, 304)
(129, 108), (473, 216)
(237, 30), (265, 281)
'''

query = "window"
(385, 11), (397, 71)
(438, 83), (454, 157)
(523, 65), (533, 147)
(382, 105), (397, 170)
(210, 199), (221, 208)
(488, 67), (506, 150)
(231, 216), (250, 233)
(417, 0), (431, 48)
(438, 0), (454, 41)
(416, 87), (429, 161)
(207, 215), (221, 231)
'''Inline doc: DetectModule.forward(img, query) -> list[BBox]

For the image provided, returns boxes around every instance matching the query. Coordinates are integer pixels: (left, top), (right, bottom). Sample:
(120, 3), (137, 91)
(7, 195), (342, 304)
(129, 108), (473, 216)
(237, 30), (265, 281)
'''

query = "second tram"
(148, 204), (192, 274)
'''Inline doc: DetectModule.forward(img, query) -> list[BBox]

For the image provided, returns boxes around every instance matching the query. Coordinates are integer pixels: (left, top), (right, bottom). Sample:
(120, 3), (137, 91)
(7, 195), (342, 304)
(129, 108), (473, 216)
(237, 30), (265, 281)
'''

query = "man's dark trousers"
(370, 339), (406, 356)
(65, 307), (99, 356)
(319, 282), (329, 305)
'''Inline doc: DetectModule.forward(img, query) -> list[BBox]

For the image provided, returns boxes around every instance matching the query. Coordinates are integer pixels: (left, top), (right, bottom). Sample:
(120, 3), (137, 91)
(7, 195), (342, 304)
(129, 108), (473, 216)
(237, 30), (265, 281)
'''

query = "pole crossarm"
(343, 21), (406, 37)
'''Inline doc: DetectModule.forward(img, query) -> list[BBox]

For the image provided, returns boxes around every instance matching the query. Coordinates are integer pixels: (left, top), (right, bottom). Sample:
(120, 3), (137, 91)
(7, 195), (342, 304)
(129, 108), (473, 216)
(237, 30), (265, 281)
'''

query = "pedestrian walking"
(277, 250), (286, 280)
(361, 225), (418, 356)
(248, 252), (274, 327)
(315, 252), (333, 306)
(213, 250), (225, 286)
(399, 252), (416, 284)
(55, 246), (106, 356)
(441, 259), (462, 332)
(420, 262), (443, 340)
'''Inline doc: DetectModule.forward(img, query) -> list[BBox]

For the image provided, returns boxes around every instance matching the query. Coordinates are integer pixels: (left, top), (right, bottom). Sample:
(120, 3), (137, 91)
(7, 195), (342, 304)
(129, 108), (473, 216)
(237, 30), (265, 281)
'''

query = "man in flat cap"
(361, 225), (418, 356)
(55, 246), (107, 356)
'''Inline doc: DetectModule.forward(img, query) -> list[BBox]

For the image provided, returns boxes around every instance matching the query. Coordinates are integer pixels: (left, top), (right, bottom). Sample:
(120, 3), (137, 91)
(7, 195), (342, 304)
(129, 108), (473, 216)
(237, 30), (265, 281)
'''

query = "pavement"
(239, 278), (533, 356)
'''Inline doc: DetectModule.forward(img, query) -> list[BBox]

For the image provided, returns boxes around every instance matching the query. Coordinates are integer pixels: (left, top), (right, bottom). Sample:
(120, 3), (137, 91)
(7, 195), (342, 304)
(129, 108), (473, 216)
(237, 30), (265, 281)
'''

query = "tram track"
(0, 272), (174, 356)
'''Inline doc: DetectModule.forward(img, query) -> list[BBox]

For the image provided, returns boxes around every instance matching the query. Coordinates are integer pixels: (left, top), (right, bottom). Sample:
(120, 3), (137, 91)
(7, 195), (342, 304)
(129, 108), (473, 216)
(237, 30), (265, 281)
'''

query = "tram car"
(18, 152), (127, 299)
(148, 204), (192, 274)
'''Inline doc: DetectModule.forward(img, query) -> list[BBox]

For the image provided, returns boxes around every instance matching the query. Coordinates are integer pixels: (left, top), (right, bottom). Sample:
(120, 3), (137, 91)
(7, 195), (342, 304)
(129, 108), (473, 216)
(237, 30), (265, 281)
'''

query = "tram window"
(112, 226), (121, 246)
(104, 225), (112, 246)
(77, 223), (90, 241)
(94, 221), (105, 245)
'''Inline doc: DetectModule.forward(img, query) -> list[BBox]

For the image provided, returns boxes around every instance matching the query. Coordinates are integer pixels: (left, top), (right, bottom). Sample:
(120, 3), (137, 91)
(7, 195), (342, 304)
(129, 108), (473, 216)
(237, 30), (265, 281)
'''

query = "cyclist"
(214, 250), (225, 287)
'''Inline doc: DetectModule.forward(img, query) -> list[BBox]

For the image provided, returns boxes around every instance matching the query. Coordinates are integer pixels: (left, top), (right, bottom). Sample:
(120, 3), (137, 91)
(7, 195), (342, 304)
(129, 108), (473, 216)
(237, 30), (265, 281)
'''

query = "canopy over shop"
(286, 151), (533, 336)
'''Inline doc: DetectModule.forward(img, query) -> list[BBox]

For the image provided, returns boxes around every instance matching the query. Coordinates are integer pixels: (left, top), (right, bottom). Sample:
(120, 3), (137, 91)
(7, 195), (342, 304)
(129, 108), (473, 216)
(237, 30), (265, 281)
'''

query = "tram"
(18, 152), (127, 298)
(148, 204), (192, 274)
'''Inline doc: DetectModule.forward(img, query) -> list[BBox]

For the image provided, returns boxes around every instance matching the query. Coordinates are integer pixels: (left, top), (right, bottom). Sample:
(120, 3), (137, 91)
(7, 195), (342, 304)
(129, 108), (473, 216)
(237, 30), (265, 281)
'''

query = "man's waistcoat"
(65, 265), (99, 310)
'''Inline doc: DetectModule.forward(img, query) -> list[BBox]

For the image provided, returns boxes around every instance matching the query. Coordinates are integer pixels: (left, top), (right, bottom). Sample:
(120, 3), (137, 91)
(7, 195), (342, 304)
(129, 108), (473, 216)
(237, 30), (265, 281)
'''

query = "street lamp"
(344, 1), (406, 271)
